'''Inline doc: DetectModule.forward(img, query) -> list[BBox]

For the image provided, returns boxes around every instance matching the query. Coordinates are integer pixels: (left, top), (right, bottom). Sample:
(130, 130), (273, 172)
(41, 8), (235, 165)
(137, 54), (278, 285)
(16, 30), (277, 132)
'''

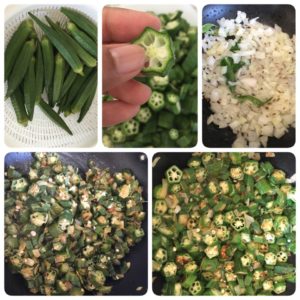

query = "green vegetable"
(243, 160), (259, 175)
(5, 19), (34, 80)
(158, 111), (174, 129)
(29, 12), (84, 75)
(136, 107), (152, 123)
(5, 153), (145, 295)
(163, 262), (177, 277)
(132, 27), (175, 76)
(77, 84), (97, 123)
(23, 56), (36, 120)
(235, 94), (272, 108)
(6, 39), (36, 98)
(38, 100), (73, 135)
(202, 23), (218, 34)
(231, 217), (246, 231)
(7, 8), (97, 134)
(270, 169), (286, 185)
(182, 43), (197, 74)
(148, 91), (165, 111)
(10, 88), (29, 126)
(169, 128), (179, 140)
(35, 41), (44, 104)
(45, 16), (97, 68)
(53, 53), (65, 104)
(104, 11), (197, 148)
(154, 200), (168, 215)
(220, 56), (245, 92)
(60, 7), (97, 42)
(122, 119), (140, 136)
(70, 70), (97, 113)
(41, 36), (54, 105)
(230, 38), (242, 52)
(67, 22), (97, 57)
(255, 178), (273, 195)
(218, 55), (271, 107)
(165, 165), (183, 183)
(60, 70), (77, 100)
(153, 152), (295, 295)
(155, 248), (168, 263)
(189, 281), (203, 295)
(61, 66), (93, 112)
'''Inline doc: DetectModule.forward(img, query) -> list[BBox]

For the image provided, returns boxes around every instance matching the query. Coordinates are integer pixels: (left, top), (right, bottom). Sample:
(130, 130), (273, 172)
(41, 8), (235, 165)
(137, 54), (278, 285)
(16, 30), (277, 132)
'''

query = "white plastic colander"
(5, 5), (98, 147)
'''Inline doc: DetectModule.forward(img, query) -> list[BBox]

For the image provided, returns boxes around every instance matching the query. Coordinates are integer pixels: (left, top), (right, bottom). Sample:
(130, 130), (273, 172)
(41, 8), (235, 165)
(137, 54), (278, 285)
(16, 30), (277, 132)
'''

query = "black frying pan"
(5, 152), (148, 295)
(152, 152), (295, 295)
(202, 5), (295, 148)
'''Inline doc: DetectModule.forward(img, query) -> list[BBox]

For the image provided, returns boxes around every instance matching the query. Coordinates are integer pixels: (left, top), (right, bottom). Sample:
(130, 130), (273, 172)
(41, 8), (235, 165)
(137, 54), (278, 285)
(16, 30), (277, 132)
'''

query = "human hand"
(102, 7), (160, 126)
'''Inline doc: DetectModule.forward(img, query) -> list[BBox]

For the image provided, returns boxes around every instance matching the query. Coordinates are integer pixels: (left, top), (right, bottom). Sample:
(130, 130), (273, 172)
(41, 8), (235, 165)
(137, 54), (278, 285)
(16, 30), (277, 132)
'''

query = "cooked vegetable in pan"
(202, 11), (295, 147)
(153, 152), (295, 295)
(5, 153), (145, 295)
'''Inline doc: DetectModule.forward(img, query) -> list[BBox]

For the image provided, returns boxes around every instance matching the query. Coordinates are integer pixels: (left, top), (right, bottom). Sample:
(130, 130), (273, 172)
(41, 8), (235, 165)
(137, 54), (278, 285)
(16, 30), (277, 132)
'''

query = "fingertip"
(103, 7), (162, 43)
(109, 44), (146, 75)
(149, 14), (161, 30)
(109, 80), (152, 105)
(103, 101), (140, 127)
(142, 83), (152, 103)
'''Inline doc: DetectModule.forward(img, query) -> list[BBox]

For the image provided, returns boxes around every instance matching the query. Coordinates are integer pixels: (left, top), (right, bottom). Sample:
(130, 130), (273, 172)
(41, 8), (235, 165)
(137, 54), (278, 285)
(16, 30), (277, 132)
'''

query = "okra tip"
(77, 68), (85, 76)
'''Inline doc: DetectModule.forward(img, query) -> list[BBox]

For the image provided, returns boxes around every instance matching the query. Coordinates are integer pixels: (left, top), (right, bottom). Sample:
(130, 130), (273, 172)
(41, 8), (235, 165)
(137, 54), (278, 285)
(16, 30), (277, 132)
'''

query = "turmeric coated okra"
(5, 153), (145, 295)
(153, 153), (295, 295)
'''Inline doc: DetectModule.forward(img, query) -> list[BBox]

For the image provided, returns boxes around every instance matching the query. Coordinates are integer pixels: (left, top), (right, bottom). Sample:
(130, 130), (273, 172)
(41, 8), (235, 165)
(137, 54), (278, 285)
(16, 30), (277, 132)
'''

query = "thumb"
(102, 44), (146, 92)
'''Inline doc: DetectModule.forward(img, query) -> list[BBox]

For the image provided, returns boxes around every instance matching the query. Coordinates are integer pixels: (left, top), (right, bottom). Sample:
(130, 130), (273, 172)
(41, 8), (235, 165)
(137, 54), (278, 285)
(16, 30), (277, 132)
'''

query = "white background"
(1, 0), (298, 299)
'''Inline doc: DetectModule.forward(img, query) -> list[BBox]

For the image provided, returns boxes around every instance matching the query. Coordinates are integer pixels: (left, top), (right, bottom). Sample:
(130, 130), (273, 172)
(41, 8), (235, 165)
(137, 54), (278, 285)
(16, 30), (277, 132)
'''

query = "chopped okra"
(148, 91), (165, 112)
(122, 119), (140, 136)
(166, 92), (180, 104)
(136, 107), (152, 123)
(5, 153), (146, 295)
(165, 165), (183, 183)
(169, 128), (179, 140)
(132, 27), (175, 76)
(103, 10), (197, 148)
(153, 152), (295, 295)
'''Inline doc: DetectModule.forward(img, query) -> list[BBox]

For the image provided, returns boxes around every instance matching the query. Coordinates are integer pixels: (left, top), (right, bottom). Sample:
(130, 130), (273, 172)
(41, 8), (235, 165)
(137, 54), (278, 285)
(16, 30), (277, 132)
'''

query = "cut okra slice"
(167, 10), (182, 21)
(132, 27), (175, 76)
(231, 216), (246, 231)
(154, 200), (168, 215)
(166, 101), (181, 115)
(121, 119), (140, 136)
(165, 165), (183, 183)
(165, 19), (182, 35)
(169, 128), (179, 140)
(166, 92), (180, 104)
(162, 262), (177, 277)
(148, 91), (165, 111)
(154, 248), (168, 263)
(149, 75), (169, 91)
(11, 178), (28, 192)
(111, 126), (126, 143)
(189, 280), (203, 295)
(136, 107), (152, 123)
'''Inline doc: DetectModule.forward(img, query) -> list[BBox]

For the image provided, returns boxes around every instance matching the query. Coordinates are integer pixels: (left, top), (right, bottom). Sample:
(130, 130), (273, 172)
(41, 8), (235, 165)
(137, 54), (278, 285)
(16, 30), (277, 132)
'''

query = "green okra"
(6, 39), (36, 98)
(24, 56), (36, 120)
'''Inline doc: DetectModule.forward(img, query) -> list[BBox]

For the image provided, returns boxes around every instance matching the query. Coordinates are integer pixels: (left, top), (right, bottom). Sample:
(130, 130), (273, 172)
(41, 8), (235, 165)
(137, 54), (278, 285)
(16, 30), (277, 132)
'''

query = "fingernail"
(109, 45), (145, 74)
